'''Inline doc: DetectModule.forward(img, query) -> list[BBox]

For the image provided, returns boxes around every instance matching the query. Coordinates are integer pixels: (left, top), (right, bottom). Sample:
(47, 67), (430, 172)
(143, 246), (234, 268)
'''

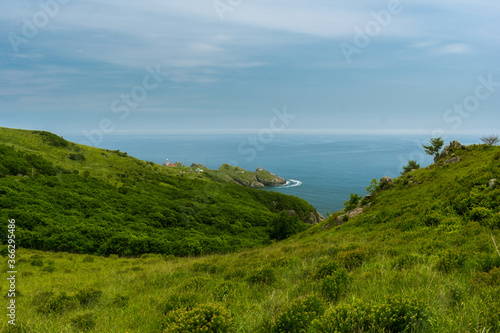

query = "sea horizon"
(65, 132), (482, 216)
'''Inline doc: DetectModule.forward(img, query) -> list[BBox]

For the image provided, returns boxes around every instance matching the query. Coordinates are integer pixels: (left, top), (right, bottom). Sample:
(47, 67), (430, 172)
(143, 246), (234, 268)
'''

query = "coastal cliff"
(216, 164), (286, 188)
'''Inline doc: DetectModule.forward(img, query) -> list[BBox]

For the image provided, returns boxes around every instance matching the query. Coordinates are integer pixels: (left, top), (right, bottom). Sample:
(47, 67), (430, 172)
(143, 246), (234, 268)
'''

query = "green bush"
(35, 131), (69, 147)
(337, 248), (366, 270)
(272, 295), (325, 333)
(421, 211), (443, 226)
(469, 207), (493, 224)
(343, 193), (362, 211)
(75, 287), (102, 306)
(320, 269), (351, 302)
(68, 153), (86, 162)
(313, 260), (340, 280)
(163, 303), (232, 332)
(312, 295), (428, 333)
(435, 249), (466, 273)
(473, 253), (500, 272)
(401, 160), (420, 175)
(30, 259), (44, 267)
(41, 265), (55, 273)
(370, 295), (428, 332)
(70, 312), (96, 331)
(161, 293), (198, 314)
(182, 276), (212, 291)
(312, 300), (369, 333)
(82, 255), (95, 263)
(392, 253), (420, 270)
(470, 267), (500, 288)
(270, 211), (308, 241)
(214, 282), (232, 301)
(111, 294), (129, 308)
(35, 291), (78, 314)
(247, 267), (277, 285)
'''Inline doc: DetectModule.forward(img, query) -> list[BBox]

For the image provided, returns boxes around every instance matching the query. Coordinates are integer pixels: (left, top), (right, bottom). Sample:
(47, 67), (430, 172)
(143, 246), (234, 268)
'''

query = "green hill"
(1, 130), (499, 332)
(0, 127), (320, 256)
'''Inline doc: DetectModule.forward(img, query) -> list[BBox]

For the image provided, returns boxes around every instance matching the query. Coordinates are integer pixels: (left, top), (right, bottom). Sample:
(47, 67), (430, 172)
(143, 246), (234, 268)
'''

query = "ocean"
(65, 133), (480, 216)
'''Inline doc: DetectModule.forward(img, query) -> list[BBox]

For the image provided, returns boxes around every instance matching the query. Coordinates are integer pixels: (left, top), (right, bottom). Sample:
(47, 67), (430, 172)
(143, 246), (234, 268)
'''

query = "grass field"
(1, 128), (499, 332)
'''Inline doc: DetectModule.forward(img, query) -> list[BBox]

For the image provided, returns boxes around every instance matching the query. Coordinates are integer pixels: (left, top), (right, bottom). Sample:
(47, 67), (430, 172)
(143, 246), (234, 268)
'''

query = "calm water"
(66, 133), (479, 216)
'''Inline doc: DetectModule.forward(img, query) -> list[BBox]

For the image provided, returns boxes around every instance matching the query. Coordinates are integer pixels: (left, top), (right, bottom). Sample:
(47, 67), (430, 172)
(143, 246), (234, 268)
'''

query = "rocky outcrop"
(231, 178), (265, 188)
(255, 168), (286, 187)
(443, 156), (461, 165)
(218, 164), (286, 188)
(309, 211), (325, 224)
(284, 209), (324, 225)
(435, 140), (465, 163)
(380, 176), (393, 184)
(191, 163), (207, 169)
(325, 204), (368, 229)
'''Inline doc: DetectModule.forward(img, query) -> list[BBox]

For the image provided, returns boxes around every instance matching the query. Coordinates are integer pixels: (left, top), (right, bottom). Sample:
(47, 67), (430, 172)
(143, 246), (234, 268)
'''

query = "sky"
(1, 0), (499, 142)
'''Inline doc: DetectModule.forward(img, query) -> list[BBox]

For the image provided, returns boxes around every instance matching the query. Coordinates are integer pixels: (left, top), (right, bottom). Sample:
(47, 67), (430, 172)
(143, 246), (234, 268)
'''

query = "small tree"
(365, 178), (379, 194)
(343, 193), (362, 211)
(422, 137), (444, 158)
(480, 135), (499, 146)
(401, 160), (420, 175)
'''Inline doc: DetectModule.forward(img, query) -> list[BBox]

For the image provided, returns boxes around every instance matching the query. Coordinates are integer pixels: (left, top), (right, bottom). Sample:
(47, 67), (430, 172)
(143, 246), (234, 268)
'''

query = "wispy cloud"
(437, 43), (472, 54)
(0, 0), (499, 134)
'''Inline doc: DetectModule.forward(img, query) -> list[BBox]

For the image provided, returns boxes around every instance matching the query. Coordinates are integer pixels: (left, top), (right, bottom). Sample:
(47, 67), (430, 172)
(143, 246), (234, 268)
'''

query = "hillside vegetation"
(1, 129), (499, 332)
(0, 127), (319, 256)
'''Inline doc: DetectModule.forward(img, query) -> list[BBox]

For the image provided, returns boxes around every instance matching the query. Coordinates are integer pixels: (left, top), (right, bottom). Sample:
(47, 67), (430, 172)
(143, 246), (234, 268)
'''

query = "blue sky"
(1, 0), (499, 140)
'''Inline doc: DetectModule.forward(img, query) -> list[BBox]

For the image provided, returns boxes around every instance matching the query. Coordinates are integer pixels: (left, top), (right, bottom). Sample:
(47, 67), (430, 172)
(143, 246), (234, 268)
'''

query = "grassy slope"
(0, 127), (319, 257)
(0, 127), (216, 185)
(2, 136), (500, 332)
(0, 127), (286, 187)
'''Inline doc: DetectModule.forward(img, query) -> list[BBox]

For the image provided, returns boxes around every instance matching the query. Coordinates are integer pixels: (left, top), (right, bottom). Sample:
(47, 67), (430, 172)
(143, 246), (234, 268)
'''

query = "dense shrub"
(182, 276), (212, 291)
(337, 248), (366, 270)
(70, 312), (96, 330)
(75, 287), (102, 306)
(111, 294), (129, 308)
(312, 295), (428, 333)
(30, 259), (44, 267)
(313, 260), (340, 279)
(35, 131), (69, 147)
(270, 211), (308, 241)
(272, 295), (326, 333)
(343, 193), (362, 211)
(473, 253), (500, 272)
(312, 300), (369, 332)
(214, 282), (232, 301)
(35, 291), (78, 314)
(392, 253), (420, 270)
(68, 153), (86, 162)
(41, 265), (55, 273)
(469, 207), (493, 224)
(161, 293), (198, 314)
(82, 256), (95, 263)
(247, 267), (277, 285)
(435, 249), (466, 273)
(320, 269), (351, 302)
(469, 267), (500, 288)
(163, 303), (232, 332)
